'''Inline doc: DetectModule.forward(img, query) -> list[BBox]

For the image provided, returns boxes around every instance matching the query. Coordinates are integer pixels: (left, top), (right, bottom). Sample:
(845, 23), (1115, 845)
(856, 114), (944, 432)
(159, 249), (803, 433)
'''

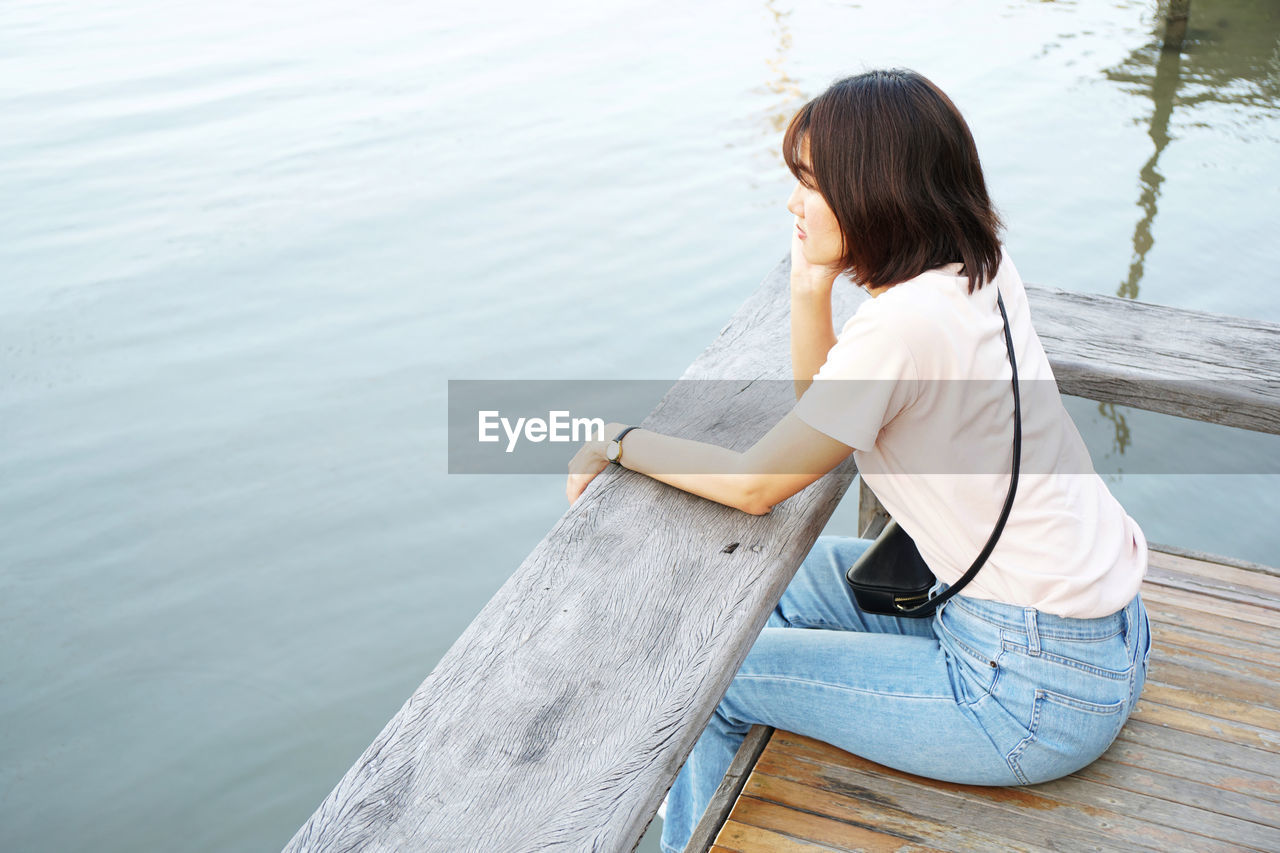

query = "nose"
(786, 183), (803, 218)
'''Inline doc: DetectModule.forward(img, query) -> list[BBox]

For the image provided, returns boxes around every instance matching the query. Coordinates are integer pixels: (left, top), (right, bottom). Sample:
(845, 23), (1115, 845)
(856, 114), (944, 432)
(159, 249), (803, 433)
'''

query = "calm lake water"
(2, 1), (1278, 850)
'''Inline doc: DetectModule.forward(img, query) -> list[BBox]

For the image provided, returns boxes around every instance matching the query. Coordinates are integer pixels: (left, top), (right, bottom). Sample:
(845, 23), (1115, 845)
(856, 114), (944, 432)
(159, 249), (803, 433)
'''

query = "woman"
(566, 69), (1151, 853)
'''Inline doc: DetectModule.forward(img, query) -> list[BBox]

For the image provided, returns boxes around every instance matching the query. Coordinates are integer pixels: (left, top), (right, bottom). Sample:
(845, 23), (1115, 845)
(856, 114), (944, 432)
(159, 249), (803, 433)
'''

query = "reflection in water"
(762, 0), (808, 151)
(1108, 0), (1280, 113)
(1097, 1), (1280, 458)
(1163, 0), (1191, 51)
(1097, 401), (1133, 471)
(1116, 46), (1183, 301)
(1105, 0), (1280, 301)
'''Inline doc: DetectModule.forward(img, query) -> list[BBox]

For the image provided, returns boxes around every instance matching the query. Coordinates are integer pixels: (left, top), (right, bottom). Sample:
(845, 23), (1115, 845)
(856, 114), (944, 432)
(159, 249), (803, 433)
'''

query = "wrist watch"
(606, 426), (640, 466)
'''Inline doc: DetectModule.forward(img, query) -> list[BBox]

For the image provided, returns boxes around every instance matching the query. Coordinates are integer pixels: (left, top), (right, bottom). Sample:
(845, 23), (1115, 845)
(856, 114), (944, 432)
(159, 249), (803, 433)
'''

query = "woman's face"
(786, 139), (844, 268)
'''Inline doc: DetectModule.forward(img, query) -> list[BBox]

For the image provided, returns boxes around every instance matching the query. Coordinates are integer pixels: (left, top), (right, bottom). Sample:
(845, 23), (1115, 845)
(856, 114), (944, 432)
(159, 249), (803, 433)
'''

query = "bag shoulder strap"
(898, 289), (1022, 616)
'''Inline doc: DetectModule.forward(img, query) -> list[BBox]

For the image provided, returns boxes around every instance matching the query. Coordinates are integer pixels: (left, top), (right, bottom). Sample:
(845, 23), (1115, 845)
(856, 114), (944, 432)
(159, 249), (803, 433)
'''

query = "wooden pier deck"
(694, 545), (1280, 853)
(285, 257), (1279, 853)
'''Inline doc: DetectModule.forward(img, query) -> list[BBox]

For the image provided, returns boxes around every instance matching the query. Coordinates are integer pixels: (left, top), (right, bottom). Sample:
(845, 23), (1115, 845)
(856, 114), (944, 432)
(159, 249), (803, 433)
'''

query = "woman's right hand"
(788, 229), (841, 398)
(790, 229), (841, 295)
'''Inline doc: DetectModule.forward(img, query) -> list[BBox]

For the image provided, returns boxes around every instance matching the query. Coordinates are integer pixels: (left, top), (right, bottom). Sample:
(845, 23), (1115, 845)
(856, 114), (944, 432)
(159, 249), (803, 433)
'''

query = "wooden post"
(1163, 0), (1190, 51)
(858, 477), (889, 539)
(683, 725), (774, 853)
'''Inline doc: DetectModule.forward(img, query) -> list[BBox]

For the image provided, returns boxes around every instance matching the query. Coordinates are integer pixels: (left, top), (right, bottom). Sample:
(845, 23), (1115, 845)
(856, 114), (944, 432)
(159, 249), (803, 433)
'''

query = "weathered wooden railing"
(285, 257), (1279, 853)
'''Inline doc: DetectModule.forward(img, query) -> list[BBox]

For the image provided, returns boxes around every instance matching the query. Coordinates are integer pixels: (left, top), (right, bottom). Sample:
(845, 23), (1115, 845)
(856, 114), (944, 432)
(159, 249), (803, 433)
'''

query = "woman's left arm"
(566, 411), (854, 515)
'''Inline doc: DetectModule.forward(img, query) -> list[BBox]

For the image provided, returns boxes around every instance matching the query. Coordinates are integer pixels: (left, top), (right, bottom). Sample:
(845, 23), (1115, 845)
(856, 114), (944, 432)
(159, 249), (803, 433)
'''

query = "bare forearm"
(568, 413), (852, 515)
(790, 283), (838, 399)
(609, 425), (769, 515)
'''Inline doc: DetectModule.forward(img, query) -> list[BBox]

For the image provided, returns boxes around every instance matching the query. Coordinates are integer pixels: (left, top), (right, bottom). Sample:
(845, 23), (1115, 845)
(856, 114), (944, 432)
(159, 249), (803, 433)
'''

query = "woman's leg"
(660, 537), (1014, 853)
(765, 535), (938, 636)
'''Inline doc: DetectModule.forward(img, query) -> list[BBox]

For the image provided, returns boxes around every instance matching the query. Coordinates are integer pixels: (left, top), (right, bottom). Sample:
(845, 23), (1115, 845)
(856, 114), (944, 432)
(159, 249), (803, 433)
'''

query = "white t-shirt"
(794, 250), (1147, 618)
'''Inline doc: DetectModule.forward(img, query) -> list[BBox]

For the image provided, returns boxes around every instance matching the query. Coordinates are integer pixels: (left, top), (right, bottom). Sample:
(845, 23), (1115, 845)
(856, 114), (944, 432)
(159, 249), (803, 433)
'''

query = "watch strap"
(609, 425), (641, 465)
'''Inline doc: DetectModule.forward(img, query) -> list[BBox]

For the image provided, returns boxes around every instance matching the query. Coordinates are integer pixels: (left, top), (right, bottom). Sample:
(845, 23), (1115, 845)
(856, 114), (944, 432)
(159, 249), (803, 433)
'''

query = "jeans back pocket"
(1006, 688), (1127, 785)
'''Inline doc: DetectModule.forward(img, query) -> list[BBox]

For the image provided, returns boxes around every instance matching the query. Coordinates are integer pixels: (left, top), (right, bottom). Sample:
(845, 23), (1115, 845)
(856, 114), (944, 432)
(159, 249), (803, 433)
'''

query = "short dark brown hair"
(783, 69), (1003, 293)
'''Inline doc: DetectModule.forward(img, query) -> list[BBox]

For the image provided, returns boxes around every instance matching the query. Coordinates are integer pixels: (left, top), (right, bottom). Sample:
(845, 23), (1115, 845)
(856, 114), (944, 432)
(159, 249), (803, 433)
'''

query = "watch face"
(606, 440), (621, 462)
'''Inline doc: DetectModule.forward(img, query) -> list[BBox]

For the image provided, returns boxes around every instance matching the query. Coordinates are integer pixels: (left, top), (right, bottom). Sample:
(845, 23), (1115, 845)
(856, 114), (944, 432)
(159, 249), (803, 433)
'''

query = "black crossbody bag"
(845, 290), (1022, 618)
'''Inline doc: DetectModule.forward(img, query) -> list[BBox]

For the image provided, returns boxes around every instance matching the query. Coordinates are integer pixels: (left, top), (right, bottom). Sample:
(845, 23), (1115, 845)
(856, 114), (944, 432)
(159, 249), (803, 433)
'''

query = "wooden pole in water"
(1163, 0), (1190, 51)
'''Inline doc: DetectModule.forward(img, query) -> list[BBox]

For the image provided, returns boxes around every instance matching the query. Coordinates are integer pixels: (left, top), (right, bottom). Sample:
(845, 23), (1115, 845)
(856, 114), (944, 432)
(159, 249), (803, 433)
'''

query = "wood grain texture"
(285, 258), (865, 853)
(1148, 541), (1280, 580)
(714, 819), (873, 853)
(1139, 584), (1280, 631)
(1141, 596), (1280, 650)
(723, 796), (945, 853)
(1023, 283), (1280, 434)
(1113, 718), (1279, 782)
(741, 763), (1081, 852)
(755, 732), (1262, 853)
(1148, 548), (1280, 602)
(1145, 658), (1278, 712)
(1092, 738), (1280, 804)
(752, 737), (1185, 853)
(1150, 619), (1280, 670)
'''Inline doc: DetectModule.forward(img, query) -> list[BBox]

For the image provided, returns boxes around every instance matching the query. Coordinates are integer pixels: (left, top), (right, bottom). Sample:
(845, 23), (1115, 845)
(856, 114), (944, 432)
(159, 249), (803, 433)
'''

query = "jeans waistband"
(943, 591), (1137, 641)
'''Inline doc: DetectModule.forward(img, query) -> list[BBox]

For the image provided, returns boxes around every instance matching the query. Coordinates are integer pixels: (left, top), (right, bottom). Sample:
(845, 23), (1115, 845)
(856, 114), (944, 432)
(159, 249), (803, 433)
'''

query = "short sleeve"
(794, 301), (919, 451)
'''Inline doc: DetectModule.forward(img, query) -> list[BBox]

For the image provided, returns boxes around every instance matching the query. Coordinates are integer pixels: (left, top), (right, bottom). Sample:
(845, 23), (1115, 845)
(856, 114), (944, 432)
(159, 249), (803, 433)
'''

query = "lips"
(796, 223), (807, 239)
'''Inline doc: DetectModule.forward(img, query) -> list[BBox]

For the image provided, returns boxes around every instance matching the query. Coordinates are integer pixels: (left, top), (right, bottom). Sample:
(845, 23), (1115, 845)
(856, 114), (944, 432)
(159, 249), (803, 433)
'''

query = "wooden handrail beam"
(1026, 284), (1280, 435)
(284, 258), (862, 852)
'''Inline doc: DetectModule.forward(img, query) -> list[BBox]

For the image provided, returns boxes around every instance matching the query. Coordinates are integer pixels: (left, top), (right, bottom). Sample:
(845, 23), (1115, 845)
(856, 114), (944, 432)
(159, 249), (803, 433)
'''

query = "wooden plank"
(1098, 736), (1280, 804)
(764, 731), (1276, 851)
(1130, 697), (1280, 752)
(1146, 654), (1279, 712)
(1150, 620), (1280, 671)
(1024, 769), (1280, 849)
(1138, 584), (1280, 632)
(1115, 717), (1280, 780)
(687, 726), (775, 853)
(285, 257), (866, 852)
(1145, 566), (1280, 610)
(1148, 547), (1280, 596)
(755, 735), (1185, 852)
(1141, 594), (1280, 650)
(1152, 630), (1280, 681)
(733, 722), (1280, 852)
(1024, 284), (1280, 435)
(1075, 755), (1279, 826)
(726, 797), (946, 852)
(742, 773), (1064, 853)
(714, 819), (883, 853)
(1148, 542), (1280, 580)
(1144, 568), (1280, 611)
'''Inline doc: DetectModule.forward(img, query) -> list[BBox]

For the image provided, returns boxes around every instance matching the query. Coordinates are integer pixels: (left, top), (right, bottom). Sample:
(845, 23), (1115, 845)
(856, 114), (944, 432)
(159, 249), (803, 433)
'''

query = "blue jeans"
(660, 535), (1151, 853)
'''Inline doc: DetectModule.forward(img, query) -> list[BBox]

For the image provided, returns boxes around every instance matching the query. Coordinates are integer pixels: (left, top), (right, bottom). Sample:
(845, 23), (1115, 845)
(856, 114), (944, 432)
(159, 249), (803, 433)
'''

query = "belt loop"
(1024, 608), (1040, 656)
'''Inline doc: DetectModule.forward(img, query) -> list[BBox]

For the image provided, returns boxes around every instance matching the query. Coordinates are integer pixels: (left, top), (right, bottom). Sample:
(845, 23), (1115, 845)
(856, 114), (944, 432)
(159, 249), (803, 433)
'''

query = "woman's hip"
(935, 591), (1150, 782)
